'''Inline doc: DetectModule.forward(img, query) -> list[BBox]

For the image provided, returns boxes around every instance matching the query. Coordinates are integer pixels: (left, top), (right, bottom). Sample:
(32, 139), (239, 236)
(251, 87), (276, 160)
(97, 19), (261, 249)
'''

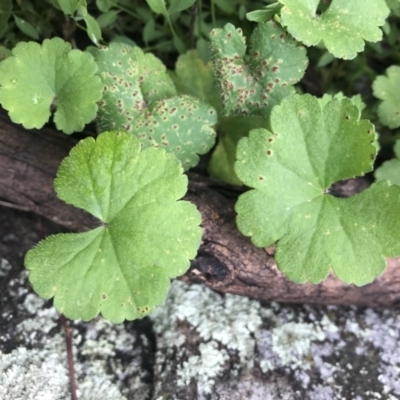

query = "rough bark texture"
(1, 114), (400, 307)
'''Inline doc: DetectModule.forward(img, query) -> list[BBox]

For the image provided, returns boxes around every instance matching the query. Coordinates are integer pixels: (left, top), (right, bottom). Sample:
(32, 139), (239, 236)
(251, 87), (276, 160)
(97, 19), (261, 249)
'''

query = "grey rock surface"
(1, 255), (400, 400)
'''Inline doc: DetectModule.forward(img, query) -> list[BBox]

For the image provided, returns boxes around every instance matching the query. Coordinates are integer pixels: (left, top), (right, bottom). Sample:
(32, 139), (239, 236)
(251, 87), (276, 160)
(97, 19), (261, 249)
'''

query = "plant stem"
(210, 0), (216, 27)
(61, 315), (78, 400)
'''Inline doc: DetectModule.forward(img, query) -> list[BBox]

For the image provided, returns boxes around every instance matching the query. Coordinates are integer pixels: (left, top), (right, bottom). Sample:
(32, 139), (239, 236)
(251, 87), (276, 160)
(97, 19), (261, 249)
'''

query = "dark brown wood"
(1, 115), (400, 307)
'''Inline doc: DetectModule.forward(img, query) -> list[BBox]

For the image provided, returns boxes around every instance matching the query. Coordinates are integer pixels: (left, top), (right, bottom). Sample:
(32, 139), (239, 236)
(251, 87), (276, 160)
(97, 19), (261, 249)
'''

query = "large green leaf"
(235, 94), (400, 285)
(279, 0), (390, 59)
(0, 38), (102, 134)
(209, 21), (308, 119)
(25, 131), (202, 323)
(91, 43), (217, 170)
(373, 65), (400, 129)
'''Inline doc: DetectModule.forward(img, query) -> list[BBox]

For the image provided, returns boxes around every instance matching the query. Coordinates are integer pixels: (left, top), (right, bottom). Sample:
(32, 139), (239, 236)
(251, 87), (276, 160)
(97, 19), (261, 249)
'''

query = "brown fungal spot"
(102, 294), (107, 300)
(267, 150), (272, 155)
(345, 115), (350, 120)
(272, 66), (279, 72)
(259, 176), (265, 180)
(268, 138), (274, 142)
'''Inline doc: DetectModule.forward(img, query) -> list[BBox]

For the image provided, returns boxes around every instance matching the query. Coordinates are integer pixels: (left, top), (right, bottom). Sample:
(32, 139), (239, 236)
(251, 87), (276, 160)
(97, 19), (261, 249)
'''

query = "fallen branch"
(1, 114), (400, 307)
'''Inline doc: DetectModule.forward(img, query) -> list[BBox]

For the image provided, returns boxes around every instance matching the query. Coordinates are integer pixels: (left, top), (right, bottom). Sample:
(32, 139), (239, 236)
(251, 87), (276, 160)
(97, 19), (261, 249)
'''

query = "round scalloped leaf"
(25, 131), (202, 323)
(91, 43), (217, 170)
(373, 65), (400, 129)
(279, 0), (390, 59)
(0, 38), (103, 134)
(89, 42), (177, 126)
(234, 94), (400, 286)
(209, 21), (308, 119)
(132, 95), (217, 170)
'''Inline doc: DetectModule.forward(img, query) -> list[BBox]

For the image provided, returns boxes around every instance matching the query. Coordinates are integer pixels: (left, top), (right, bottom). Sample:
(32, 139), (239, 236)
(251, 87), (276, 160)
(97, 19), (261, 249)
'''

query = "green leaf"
(173, 50), (221, 114)
(209, 116), (270, 185)
(234, 94), (400, 285)
(25, 131), (202, 323)
(279, 0), (390, 59)
(91, 43), (217, 170)
(96, 0), (115, 12)
(97, 10), (118, 28)
(146, 0), (167, 15)
(246, 3), (283, 22)
(168, 0), (196, 14)
(375, 140), (400, 186)
(84, 13), (103, 45)
(210, 22), (308, 119)
(373, 65), (400, 129)
(13, 16), (39, 40)
(57, 0), (80, 15)
(0, 38), (103, 134)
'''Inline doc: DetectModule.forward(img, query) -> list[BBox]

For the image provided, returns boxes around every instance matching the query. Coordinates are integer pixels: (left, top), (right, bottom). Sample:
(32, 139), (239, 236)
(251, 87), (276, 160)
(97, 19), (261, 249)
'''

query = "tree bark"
(1, 114), (400, 307)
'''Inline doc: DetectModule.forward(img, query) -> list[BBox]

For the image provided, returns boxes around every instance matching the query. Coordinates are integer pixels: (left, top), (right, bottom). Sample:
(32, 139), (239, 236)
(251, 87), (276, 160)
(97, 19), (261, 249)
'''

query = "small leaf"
(234, 94), (400, 285)
(96, 0), (115, 12)
(168, 0), (196, 15)
(375, 140), (400, 186)
(209, 115), (270, 185)
(0, 38), (103, 133)
(97, 10), (118, 28)
(373, 65), (400, 129)
(146, 0), (167, 15)
(279, 0), (390, 59)
(25, 131), (202, 323)
(57, 0), (80, 15)
(84, 13), (103, 45)
(13, 16), (39, 40)
(210, 22), (308, 119)
(246, 3), (283, 22)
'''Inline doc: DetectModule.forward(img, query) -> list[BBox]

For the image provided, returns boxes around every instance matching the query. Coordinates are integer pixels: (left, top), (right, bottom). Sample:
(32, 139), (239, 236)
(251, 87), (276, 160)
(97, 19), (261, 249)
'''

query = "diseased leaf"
(90, 43), (217, 170)
(0, 38), (103, 134)
(235, 94), (400, 285)
(210, 22), (308, 119)
(375, 140), (400, 186)
(25, 131), (202, 323)
(373, 65), (400, 128)
(279, 0), (390, 59)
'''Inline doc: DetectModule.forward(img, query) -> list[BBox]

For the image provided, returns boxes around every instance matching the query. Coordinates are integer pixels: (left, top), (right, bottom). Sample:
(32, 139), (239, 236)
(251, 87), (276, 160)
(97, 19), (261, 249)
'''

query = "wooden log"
(1, 114), (399, 307)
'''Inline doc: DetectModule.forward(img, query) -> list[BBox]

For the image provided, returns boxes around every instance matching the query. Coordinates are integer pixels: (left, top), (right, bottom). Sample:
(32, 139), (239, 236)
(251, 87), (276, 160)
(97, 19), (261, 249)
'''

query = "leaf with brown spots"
(209, 21), (308, 119)
(90, 43), (217, 170)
